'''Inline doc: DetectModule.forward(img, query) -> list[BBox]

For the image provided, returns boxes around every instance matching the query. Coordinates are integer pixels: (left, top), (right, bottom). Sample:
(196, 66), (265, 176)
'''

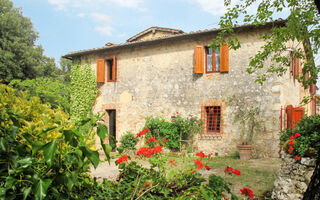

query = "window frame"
(205, 46), (220, 73)
(204, 106), (221, 133)
(106, 56), (116, 82)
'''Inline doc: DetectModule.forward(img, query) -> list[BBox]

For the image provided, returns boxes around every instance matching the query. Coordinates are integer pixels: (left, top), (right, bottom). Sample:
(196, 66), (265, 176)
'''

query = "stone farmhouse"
(63, 19), (316, 158)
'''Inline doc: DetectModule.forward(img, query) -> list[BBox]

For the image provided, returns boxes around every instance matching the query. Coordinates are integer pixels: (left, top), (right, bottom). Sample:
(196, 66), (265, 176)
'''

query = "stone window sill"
(198, 134), (222, 140)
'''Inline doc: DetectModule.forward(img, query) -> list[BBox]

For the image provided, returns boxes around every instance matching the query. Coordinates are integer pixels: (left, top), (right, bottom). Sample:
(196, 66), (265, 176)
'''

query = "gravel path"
(90, 159), (120, 181)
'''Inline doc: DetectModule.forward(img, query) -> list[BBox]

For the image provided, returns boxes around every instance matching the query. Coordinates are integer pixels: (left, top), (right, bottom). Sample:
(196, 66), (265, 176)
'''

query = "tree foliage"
(0, 0), (59, 84)
(0, 83), (111, 200)
(215, 1), (320, 199)
(213, 0), (319, 89)
(9, 77), (71, 113)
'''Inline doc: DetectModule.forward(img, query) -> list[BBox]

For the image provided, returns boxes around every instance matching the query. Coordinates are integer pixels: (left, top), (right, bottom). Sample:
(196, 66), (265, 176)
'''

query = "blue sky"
(11, 0), (320, 69)
(12, 0), (234, 64)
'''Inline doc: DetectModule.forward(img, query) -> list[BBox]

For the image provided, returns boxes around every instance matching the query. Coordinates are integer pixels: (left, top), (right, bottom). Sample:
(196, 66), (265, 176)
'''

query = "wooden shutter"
(290, 52), (293, 75)
(220, 42), (229, 72)
(286, 105), (293, 129)
(295, 57), (299, 77)
(112, 56), (117, 81)
(292, 107), (303, 129)
(97, 59), (105, 83)
(194, 45), (204, 74)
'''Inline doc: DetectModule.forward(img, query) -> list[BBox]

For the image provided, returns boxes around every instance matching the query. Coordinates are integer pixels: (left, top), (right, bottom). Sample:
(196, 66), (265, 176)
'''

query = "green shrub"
(0, 83), (111, 200)
(145, 117), (180, 150)
(107, 134), (238, 199)
(281, 115), (320, 158)
(280, 128), (295, 144)
(9, 77), (71, 113)
(145, 113), (202, 151)
(118, 132), (138, 153)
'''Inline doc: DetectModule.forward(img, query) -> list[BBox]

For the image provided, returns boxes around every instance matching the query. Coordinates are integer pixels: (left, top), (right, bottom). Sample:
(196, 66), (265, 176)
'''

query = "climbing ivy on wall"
(70, 63), (98, 122)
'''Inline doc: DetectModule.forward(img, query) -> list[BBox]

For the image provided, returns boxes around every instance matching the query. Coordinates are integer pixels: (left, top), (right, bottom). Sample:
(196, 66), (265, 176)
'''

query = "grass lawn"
(160, 155), (281, 199)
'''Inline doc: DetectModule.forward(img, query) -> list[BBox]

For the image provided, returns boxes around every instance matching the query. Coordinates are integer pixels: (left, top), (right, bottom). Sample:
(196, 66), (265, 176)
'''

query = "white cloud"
(189, 0), (229, 16)
(48, 0), (70, 10)
(189, 0), (243, 16)
(48, 0), (144, 11)
(94, 26), (114, 36)
(109, 0), (144, 9)
(90, 13), (112, 24)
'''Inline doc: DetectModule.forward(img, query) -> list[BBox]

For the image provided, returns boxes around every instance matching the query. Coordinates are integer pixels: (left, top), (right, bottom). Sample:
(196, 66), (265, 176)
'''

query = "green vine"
(70, 63), (98, 122)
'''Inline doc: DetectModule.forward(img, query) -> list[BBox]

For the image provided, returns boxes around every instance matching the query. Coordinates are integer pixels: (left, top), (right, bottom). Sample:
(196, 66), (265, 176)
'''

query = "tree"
(213, 0), (319, 89)
(59, 58), (73, 82)
(9, 77), (71, 113)
(0, 0), (59, 84)
(214, 1), (319, 199)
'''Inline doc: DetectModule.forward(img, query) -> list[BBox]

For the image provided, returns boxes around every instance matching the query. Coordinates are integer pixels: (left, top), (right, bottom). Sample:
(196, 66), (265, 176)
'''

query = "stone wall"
(272, 152), (315, 200)
(80, 27), (308, 158)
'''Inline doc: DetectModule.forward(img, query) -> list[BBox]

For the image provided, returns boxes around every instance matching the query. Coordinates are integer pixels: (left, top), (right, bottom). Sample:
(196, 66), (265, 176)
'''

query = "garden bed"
(91, 155), (281, 199)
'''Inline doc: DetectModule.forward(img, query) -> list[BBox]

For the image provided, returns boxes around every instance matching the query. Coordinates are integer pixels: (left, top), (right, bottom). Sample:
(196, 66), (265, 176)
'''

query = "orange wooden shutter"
(295, 57), (299, 77)
(292, 107), (303, 129)
(220, 42), (229, 72)
(194, 45), (204, 74)
(97, 59), (105, 83)
(112, 56), (117, 81)
(286, 105), (293, 129)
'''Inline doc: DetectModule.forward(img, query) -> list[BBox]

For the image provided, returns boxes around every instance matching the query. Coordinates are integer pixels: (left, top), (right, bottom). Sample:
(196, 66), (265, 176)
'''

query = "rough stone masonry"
(272, 152), (315, 200)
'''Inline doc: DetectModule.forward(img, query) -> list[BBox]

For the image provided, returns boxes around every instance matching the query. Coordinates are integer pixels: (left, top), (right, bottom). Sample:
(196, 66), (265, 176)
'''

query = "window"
(194, 43), (229, 74)
(205, 106), (221, 133)
(206, 47), (220, 73)
(96, 56), (117, 83)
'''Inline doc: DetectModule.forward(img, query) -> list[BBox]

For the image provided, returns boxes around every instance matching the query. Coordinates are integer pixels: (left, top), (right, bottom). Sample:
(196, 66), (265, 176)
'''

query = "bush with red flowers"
(111, 135), (240, 199)
(280, 115), (320, 159)
(240, 187), (255, 199)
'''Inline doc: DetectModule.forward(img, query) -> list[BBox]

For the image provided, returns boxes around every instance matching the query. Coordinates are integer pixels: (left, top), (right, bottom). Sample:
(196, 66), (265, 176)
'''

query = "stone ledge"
(198, 134), (222, 140)
(272, 152), (315, 200)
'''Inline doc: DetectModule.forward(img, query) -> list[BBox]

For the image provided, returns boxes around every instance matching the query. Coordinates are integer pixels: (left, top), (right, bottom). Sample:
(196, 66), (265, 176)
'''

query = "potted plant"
(227, 95), (263, 160)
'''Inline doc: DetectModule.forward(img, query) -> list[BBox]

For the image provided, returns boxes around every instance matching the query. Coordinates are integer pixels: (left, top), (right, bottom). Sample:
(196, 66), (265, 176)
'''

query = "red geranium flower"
(116, 155), (129, 164)
(169, 160), (176, 166)
(163, 139), (168, 142)
(288, 140), (294, 145)
(146, 136), (158, 144)
(171, 116), (177, 119)
(295, 156), (301, 161)
(190, 117), (193, 120)
(205, 164), (211, 170)
(290, 135), (295, 140)
(233, 169), (241, 176)
(240, 187), (254, 199)
(294, 133), (301, 138)
(196, 151), (206, 158)
(144, 181), (149, 187)
(152, 145), (163, 154)
(144, 128), (150, 133)
(137, 147), (152, 158)
(288, 146), (294, 154)
(224, 166), (233, 174)
(194, 159), (203, 169)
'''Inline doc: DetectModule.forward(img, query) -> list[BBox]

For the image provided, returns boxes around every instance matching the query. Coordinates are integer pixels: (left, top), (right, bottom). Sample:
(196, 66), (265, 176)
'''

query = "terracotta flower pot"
(237, 144), (253, 160)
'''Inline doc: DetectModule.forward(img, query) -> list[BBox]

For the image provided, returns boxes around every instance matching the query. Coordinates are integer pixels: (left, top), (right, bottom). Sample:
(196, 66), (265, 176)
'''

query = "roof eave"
(62, 19), (287, 59)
